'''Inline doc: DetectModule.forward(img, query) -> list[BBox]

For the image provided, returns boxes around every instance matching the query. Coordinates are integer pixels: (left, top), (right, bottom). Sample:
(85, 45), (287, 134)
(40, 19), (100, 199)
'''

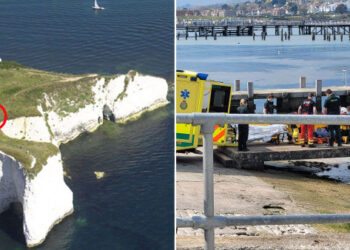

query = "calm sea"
(0, 0), (173, 82)
(177, 32), (350, 112)
(0, 0), (174, 249)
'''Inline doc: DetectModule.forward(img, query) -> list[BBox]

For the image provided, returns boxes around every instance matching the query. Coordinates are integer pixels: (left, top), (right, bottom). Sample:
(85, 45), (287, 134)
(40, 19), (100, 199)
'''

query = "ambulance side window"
(209, 85), (230, 113)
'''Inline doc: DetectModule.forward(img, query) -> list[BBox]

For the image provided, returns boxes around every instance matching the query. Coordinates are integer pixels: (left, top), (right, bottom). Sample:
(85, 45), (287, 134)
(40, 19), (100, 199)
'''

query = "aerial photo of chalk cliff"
(0, 0), (174, 249)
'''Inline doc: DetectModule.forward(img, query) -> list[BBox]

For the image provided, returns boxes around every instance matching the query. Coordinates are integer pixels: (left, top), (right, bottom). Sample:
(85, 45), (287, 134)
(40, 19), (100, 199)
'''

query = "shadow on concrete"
(176, 154), (253, 177)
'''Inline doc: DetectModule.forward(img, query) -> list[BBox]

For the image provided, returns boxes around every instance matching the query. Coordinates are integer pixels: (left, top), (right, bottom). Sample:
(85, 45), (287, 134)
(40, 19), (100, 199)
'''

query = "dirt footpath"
(176, 151), (350, 249)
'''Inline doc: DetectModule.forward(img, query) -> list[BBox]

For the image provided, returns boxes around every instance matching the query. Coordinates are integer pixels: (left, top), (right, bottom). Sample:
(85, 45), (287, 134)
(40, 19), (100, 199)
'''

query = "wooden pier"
(177, 21), (350, 39)
(214, 143), (350, 169)
(230, 78), (350, 114)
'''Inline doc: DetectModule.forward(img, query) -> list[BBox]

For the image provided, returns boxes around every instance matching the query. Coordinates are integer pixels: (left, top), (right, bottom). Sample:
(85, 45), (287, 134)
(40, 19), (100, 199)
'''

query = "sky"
(176, 0), (231, 8)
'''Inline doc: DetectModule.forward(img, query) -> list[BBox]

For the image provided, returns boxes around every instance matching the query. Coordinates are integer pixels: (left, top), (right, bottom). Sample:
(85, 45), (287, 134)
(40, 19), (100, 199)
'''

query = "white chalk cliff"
(3, 73), (169, 145)
(0, 72), (169, 247)
(0, 152), (73, 247)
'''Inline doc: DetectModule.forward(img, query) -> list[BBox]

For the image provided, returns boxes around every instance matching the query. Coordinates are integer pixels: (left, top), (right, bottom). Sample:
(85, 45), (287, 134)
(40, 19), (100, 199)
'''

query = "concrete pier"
(177, 21), (350, 38)
(215, 143), (350, 169)
(230, 81), (350, 113)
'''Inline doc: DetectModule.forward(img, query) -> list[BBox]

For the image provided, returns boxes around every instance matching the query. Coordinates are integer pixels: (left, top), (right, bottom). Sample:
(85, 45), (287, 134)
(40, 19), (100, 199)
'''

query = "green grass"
(255, 170), (350, 233)
(115, 70), (137, 102)
(0, 62), (157, 178)
(0, 61), (102, 177)
(0, 61), (98, 120)
(325, 223), (350, 233)
(0, 131), (59, 179)
(47, 77), (97, 117)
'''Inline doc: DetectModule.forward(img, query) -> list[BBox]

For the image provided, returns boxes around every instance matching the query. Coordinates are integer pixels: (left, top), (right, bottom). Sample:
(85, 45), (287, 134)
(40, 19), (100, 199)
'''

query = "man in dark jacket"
(324, 89), (342, 147)
(298, 93), (317, 147)
(263, 94), (275, 114)
(237, 99), (249, 151)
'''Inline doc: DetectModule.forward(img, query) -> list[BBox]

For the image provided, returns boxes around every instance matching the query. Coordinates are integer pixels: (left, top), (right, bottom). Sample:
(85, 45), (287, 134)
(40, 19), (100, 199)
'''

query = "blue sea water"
(0, 0), (174, 82)
(177, 33), (350, 89)
(177, 33), (350, 112)
(0, 0), (174, 249)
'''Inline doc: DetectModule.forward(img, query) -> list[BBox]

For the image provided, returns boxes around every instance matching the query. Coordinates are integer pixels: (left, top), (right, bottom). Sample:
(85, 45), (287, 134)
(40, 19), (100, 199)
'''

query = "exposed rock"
(0, 152), (73, 247)
(94, 171), (105, 179)
(0, 72), (169, 247)
(3, 73), (169, 145)
(103, 105), (115, 122)
(263, 204), (285, 210)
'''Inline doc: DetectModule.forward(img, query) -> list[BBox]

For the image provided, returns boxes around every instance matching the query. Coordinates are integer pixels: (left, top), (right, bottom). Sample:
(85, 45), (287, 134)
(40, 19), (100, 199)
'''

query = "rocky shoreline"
(265, 158), (350, 184)
(0, 71), (169, 247)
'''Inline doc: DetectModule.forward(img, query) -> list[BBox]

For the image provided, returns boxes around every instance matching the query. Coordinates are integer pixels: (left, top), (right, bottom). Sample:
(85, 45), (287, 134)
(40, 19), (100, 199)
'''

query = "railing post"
(235, 80), (240, 91)
(300, 76), (306, 88)
(247, 82), (255, 113)
(201, 122), (215, 250)
(315, 80), (322, 113)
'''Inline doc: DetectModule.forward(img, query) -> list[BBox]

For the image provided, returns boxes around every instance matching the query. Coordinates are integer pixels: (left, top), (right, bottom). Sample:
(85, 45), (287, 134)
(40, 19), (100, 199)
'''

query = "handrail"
(177, 113), (350, 125)
(176, 113), (350, 250)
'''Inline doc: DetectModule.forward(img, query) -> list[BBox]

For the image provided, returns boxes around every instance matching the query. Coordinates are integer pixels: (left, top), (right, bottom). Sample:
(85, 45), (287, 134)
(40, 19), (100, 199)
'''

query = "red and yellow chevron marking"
(213, 125), (226, 143)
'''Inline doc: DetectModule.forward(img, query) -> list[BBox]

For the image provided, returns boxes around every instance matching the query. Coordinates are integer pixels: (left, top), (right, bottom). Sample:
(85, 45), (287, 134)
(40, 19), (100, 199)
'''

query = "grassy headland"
(0, 62), (155, 178)
(0, 131), (59, 178)
(0, 62), (114, 177)
(0, 62), (102, 177)
(0, 62), (100, 120)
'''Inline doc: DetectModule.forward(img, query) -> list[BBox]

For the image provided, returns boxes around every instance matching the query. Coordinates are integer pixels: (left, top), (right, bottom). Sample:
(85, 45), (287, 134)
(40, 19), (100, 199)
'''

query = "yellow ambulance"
(176, 70), (234, 151)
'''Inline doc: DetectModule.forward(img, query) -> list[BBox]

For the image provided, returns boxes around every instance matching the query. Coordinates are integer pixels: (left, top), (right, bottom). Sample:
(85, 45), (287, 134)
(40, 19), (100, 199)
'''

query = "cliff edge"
(0, 62), (169, 247)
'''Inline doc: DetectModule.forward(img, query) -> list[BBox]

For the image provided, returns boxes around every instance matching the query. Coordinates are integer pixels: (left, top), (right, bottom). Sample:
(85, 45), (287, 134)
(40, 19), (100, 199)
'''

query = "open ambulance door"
(207, 81), (233, 146)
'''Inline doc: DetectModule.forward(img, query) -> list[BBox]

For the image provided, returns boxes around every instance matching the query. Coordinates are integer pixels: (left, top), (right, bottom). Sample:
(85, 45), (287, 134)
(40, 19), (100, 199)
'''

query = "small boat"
(92, 0), (104, 10)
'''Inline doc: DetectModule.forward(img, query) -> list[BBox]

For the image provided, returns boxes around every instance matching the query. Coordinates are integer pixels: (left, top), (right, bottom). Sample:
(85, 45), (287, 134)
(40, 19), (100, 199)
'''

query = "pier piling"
(300, 77), (306, 88)
(281, 29), (284, 41)
(235, 80), (240, 91)
(275, 26), (280, 36)
(177, 21), (350, 40)
(247, 82), (255, 113)
(315, 80), (322, 112)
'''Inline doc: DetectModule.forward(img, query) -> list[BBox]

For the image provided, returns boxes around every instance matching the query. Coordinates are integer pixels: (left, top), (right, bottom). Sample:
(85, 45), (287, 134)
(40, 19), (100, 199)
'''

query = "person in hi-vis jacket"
(298, 92), (317, 147)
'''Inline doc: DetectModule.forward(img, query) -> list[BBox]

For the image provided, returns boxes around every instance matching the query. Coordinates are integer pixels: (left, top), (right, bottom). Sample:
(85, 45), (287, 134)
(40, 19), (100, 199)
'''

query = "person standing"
(237, 99), (249, 151)
(263, 94), (275, 114)
(298, 93), (317, 147)
(324, 89), (342, 147)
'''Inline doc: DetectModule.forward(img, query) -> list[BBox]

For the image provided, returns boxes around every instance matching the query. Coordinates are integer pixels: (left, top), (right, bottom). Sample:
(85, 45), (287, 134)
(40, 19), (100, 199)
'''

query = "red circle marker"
(0, 105), (7, 129)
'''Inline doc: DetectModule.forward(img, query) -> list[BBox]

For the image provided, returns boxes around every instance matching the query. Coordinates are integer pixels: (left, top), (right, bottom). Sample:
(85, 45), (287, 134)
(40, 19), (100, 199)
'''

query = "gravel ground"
(176, 150), (350, 249)
(177, 234), (350, 249)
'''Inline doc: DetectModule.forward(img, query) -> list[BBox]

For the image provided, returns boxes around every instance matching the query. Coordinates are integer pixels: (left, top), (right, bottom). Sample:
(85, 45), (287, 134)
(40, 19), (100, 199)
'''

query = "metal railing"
(176, 113), (350, 250)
